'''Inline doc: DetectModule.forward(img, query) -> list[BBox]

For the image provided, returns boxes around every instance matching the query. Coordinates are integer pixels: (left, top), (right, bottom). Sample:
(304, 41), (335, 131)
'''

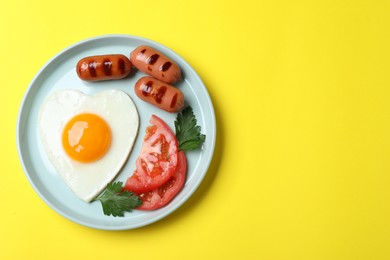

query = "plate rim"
(16, 34), (216, 230)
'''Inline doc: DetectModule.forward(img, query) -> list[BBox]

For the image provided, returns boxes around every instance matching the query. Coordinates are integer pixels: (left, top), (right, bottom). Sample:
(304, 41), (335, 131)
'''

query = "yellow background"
(1, 0), (390, 259)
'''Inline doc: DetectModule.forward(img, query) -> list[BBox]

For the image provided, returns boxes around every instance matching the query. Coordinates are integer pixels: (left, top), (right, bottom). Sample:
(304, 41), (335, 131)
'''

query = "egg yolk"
(62, 113), (111, 163)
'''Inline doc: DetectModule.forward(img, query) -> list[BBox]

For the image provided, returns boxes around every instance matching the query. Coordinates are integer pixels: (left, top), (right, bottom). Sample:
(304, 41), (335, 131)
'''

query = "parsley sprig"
(93, 182), (142, 217)
(174, 106), (206, 151)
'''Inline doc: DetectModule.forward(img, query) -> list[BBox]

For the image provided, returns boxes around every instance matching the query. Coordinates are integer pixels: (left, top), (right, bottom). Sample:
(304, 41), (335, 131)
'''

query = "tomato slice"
(136, 151), (187, 210)
(125, 115), (178, 193)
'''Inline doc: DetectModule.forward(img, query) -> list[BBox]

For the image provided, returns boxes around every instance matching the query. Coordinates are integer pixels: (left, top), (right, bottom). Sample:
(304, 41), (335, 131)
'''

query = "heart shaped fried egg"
(38, 89), (139, 202)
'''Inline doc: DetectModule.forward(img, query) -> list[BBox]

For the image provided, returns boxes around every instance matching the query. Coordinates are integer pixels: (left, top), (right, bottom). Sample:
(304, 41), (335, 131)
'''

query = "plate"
(17, 35), (216, 230)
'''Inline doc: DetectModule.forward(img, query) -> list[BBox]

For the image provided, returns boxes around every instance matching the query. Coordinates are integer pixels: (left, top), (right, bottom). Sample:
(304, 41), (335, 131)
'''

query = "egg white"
(38, 89), (139, 202)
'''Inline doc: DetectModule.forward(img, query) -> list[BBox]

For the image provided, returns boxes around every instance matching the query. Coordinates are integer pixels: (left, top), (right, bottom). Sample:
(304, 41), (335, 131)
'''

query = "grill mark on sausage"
(118, 58), (126, 74)
(88, 61), (97, 77)
(142, 81), (153, 96)
(170, 93), (178, 108)
(137, 49), (147, 60)
(103, 59), (112, 76)
(160, 62), (172, 71)
(155, 86), (167, 104)
(147, 54), (159, 65)
(141, 80), (167, 104)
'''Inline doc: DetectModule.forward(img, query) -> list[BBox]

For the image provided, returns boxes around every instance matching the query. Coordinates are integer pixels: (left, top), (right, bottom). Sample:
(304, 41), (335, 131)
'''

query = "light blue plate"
(17, 35), (216, 230)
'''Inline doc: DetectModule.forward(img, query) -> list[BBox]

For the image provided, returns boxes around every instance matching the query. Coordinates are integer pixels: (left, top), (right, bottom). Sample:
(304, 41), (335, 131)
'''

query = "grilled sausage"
(76, 54), (132, 81)
(130, 46), (181, 84)
(134, 76), (184, 112)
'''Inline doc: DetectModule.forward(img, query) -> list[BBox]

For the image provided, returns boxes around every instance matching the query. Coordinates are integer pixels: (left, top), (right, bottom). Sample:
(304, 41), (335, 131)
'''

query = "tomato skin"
(136, 151), (187, 210)
(125, 115), (178, 193)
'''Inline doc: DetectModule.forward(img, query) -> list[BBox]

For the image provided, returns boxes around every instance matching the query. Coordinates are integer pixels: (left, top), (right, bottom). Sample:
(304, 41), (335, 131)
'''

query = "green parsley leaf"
(93, 181), (142, 217)
(174, 106), (206, 151)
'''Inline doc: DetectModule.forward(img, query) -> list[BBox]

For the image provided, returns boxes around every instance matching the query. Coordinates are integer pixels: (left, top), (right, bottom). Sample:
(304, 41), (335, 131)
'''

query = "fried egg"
(39, 89), (139, 202)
